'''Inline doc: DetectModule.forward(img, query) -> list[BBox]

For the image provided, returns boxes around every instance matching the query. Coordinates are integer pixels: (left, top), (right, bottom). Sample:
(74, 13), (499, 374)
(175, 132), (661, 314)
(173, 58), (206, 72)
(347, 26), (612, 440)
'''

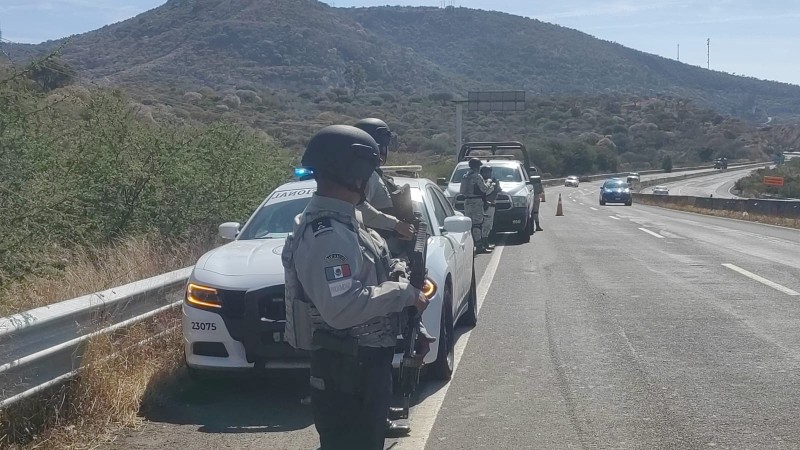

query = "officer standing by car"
(354, 117), (416, 437)
(461, 158), (493, 253)
(532, 176), (544, 232)
(354, 118), (415, 242)
(479, 166), (501, 251)
(282, 125), (430, 450)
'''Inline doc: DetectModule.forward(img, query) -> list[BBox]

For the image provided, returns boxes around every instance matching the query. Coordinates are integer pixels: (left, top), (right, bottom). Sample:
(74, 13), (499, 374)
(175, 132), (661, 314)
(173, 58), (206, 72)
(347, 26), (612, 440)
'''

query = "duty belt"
(464, 195), (483, 199)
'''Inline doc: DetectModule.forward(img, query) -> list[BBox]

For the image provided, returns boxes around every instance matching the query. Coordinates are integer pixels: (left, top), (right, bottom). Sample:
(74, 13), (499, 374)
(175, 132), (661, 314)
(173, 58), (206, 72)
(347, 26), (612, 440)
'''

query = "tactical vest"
(283, 209), (401, 351)
(460, 170), (477, 195)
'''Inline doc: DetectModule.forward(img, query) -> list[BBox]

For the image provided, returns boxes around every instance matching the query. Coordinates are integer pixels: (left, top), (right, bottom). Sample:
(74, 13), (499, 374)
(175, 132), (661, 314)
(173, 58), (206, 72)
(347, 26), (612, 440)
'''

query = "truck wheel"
(517, 219), (531, 243)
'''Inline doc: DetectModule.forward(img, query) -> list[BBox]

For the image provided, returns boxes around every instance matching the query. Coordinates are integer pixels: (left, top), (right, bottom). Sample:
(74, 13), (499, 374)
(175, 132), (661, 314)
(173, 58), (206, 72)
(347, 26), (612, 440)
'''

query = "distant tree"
(330, 87), (349, 101)
(428, 92), (453, 105)
(344, 64), (366, 98)
(661, 155), (673, 173)
(27, 57), (76, 91)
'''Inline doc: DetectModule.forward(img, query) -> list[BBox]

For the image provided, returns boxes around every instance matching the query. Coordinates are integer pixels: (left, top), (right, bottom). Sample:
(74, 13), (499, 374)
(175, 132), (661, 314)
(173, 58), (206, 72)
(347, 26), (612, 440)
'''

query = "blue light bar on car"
(294, 167), (314, 180)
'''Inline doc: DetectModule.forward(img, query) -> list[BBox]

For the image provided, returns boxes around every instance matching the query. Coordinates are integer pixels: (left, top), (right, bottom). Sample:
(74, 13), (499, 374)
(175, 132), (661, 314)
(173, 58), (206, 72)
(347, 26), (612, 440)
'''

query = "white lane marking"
(398, 245), (505, 449)
(638, 227), (665, 239)
(579, 203), (585, 206)
(590, 207), (598, 211)
(722, 264), (800, 296)
(609, 216), (620, 220)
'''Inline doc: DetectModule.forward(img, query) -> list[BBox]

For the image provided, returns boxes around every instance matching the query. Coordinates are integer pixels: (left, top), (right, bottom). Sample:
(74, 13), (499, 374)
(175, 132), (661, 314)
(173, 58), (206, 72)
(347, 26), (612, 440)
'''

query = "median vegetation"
(733, 159), (800, 199)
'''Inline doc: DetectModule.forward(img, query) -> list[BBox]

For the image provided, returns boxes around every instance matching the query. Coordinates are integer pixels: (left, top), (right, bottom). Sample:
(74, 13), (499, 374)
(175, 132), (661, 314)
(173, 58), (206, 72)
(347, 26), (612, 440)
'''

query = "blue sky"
(1, 0), (798, 85)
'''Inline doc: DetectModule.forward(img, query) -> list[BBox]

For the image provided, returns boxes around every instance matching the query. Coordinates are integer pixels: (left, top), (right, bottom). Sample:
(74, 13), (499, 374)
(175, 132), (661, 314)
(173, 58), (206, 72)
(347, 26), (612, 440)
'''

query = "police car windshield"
(451, 166), (522, 183)
(238, 197), (312, 240)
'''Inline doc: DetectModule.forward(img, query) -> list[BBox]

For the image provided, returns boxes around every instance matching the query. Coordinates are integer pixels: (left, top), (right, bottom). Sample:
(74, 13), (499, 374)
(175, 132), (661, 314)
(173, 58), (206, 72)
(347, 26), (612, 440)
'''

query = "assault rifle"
(398, 212), (428, 418)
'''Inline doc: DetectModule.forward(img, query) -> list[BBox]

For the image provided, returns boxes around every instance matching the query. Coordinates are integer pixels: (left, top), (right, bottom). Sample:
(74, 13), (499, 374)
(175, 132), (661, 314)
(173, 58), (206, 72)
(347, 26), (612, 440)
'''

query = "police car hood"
(192, 239), (286, 288)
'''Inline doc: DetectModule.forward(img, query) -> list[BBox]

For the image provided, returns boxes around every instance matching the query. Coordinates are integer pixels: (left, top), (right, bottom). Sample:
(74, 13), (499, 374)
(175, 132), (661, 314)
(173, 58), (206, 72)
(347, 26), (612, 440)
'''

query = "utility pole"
(707, 38), (710, 69)
(455, 102), (463, 156)
(677, 43), (680, 61)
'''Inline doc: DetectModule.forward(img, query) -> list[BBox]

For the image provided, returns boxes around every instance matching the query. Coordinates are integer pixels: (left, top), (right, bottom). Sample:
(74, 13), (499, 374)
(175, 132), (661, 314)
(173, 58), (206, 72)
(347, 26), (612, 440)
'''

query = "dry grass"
(0, 235), (214, 317)
(637, 199), (800, 229)
(0, 310), (184, 449)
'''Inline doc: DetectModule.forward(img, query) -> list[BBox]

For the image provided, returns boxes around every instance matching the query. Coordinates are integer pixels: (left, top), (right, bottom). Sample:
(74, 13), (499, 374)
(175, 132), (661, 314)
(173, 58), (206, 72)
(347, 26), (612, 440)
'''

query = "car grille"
(220, 285), (306, 362)
(495, 194), (512, 211)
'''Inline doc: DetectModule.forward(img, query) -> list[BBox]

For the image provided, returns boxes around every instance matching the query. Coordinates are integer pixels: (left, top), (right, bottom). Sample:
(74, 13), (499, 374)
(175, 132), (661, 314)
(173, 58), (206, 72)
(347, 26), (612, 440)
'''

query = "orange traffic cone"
(556, 193), (564, 216)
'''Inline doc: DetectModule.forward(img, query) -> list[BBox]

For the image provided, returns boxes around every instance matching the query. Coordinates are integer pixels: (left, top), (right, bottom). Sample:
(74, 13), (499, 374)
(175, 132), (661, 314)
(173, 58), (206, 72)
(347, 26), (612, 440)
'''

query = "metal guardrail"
(0, 267), (192, 408)
(633, 193), (800, 218)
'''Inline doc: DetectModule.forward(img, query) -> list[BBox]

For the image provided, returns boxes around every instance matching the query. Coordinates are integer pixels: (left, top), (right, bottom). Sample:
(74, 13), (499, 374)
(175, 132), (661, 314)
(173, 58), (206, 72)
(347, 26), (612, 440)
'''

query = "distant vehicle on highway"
(183, 175), (477, 380)
(652, 185), (670, 195)
(564, 175), (580, 187)
(627, 172), (640, 182)
(443, 142), (539, 243)
(714, 157), (728, 169)
(599, 179), (633, 206)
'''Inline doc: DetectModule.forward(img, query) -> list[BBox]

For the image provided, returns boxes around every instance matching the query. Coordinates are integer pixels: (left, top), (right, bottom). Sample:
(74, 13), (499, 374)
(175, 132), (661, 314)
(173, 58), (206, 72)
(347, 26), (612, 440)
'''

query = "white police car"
(183, 172), (477, 380)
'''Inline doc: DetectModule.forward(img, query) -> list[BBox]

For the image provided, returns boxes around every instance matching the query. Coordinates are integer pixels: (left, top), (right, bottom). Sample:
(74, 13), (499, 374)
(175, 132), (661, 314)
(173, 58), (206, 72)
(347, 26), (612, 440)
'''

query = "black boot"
(483, 239), (495, 250)
(388, 407), (406, 420)
(386, 418), (411, 437)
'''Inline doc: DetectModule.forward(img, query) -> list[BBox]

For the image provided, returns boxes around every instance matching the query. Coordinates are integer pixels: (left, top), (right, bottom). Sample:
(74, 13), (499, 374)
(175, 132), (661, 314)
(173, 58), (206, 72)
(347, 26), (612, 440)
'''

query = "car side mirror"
(442, 216), (472, 234)
(218, 222), (241, 240)
(436, 177), (447, 187)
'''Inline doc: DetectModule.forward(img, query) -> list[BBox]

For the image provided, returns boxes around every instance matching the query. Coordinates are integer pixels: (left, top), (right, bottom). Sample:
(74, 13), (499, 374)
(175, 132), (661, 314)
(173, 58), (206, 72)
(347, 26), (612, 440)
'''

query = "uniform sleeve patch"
(325, 253), (348, 263)
(312, 218), (333, 237)
(328, 279), (353, 297)
(324, 264), (351, 281)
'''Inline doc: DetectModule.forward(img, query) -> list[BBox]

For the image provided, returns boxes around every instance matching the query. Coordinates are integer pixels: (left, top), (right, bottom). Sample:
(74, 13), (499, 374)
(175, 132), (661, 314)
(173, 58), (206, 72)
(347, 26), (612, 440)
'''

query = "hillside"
(6, 0), (800, 121)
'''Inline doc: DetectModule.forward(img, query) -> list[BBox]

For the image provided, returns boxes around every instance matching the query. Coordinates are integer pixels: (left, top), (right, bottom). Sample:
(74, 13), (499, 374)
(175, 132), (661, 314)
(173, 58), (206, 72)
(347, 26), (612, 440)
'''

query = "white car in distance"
(183, 176), (477, 381)
(564, 176), (580, 187)
(652, 185), (670, 195)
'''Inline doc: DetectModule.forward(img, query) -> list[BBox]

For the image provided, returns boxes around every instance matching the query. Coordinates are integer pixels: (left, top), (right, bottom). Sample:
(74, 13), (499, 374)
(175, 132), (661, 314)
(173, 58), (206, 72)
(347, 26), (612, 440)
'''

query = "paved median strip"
(638, 227), (665, 239)
(722, 264), (800, 296)
(397, 245), (506, 449)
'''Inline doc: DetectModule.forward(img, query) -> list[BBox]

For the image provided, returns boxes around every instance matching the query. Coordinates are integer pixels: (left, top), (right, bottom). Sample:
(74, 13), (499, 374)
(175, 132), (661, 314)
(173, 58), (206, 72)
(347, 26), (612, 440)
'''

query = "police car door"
(426, 185), (468, 307)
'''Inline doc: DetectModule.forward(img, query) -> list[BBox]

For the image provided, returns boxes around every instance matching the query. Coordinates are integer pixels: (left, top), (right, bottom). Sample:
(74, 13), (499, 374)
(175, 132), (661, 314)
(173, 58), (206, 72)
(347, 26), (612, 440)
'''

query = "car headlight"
(422, 277), (437, 299)
(186, 283), (222, 309)
(511, 195), (528, 207)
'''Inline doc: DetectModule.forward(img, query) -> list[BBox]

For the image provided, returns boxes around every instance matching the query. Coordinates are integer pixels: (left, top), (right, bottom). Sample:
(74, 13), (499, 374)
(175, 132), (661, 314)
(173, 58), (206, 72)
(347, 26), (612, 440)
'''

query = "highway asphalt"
(101, 176), (800, 450)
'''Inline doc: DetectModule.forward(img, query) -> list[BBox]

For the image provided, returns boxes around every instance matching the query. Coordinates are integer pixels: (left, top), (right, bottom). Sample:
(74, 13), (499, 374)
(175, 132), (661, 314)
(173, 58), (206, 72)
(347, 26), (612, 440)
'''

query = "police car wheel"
(458, 268), (478, 327)
(427, 284), (455, 381)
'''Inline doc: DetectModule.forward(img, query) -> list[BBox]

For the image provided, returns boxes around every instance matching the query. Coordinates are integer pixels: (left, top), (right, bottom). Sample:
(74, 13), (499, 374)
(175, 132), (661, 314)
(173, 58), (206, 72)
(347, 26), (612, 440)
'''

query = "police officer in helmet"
(354, 117), (416, 437)
(282, 125), (430, 450)
(460, 158), (494, 253)
(352, 118), (414, 240)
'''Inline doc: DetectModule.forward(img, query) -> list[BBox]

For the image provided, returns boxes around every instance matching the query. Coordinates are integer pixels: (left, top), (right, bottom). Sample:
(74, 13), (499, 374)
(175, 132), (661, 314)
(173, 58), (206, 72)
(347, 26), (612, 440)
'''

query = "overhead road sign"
(467, 91), (526, 112)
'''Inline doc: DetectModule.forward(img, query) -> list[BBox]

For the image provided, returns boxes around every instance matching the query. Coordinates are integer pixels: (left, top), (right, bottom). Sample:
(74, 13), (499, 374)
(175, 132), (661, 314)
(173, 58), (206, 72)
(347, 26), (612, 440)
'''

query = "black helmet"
(301, 125), (380, 194)
(468, 158), (482, 170)
(479, 165), (492, 177)
(354, 118), (392, 160)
